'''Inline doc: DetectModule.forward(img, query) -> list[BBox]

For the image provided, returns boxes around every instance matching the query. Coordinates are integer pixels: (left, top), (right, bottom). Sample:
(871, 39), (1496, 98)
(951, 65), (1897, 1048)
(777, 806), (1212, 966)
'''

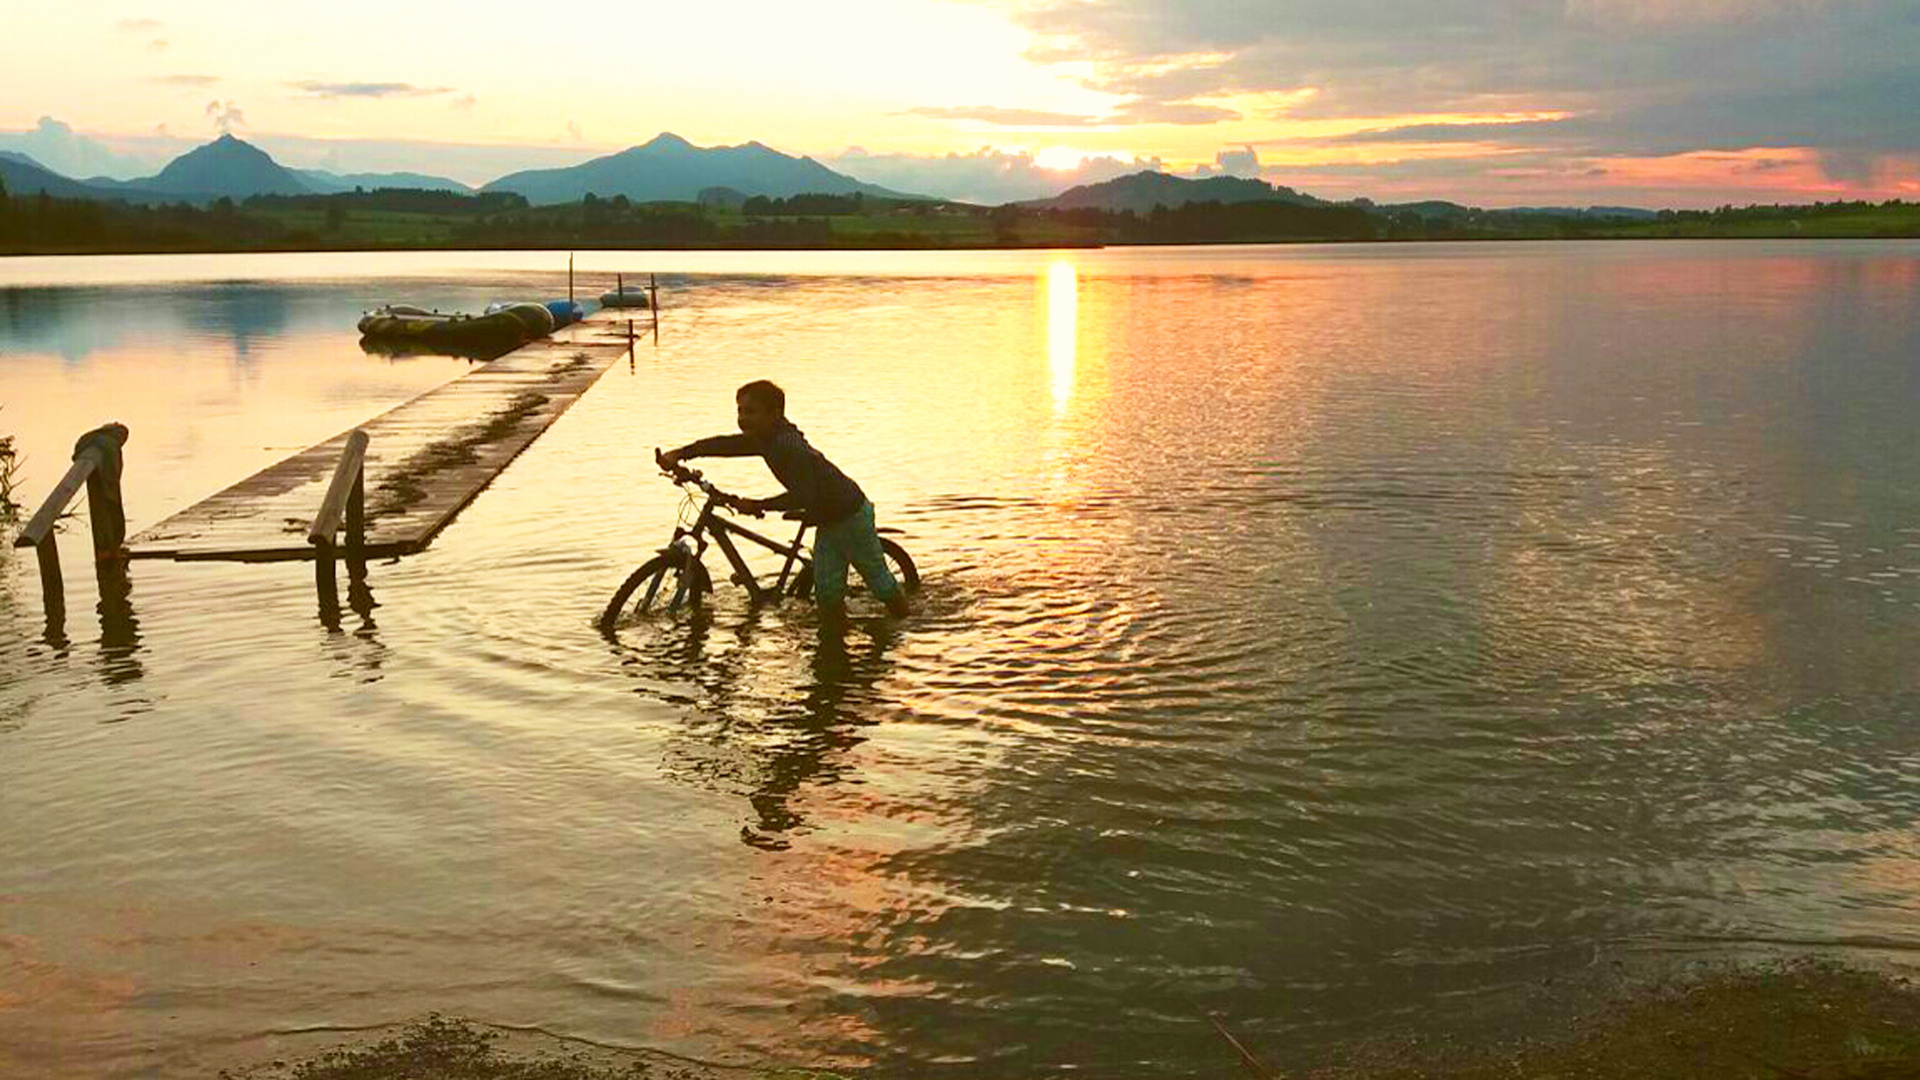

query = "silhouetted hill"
(0, 151), (123, 200)
(151, 135), (312, 197)
(484, 132), (914, 205)
(295, 168), (473, 194)
(1024, 170), (1324, 213)
(1503, 205), (1660, 220)
(86, 135), (315, 201)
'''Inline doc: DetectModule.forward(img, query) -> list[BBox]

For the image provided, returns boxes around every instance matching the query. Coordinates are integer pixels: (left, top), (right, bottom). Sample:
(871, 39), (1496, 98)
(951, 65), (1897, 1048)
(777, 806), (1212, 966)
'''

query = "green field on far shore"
(3, 184), (1918, 255)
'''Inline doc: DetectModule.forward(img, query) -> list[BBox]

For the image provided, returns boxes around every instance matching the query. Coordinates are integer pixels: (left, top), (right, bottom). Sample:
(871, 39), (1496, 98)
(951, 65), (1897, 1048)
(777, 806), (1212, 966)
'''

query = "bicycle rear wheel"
(600, 549), (712, 630)
(790, 537), (919, 601)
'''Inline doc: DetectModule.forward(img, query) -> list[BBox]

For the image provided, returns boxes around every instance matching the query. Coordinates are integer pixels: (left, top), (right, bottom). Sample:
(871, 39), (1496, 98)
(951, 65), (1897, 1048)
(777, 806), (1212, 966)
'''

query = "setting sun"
(1034, 146), (1103, 172)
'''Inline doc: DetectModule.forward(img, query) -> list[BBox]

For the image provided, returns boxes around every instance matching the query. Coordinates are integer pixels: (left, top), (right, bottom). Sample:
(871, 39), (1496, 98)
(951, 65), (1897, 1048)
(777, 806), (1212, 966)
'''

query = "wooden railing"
(309, 429), (368, 607)
(12, 422), (129, 622)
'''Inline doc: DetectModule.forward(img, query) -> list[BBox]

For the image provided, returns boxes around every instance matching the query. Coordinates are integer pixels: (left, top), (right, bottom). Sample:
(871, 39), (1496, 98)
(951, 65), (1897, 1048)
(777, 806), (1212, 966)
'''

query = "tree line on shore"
(1, 176), (1914, 254)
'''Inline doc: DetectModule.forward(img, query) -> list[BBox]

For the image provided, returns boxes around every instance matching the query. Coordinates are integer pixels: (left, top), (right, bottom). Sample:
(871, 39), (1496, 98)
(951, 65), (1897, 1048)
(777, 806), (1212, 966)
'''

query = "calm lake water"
(3, 242), (1919, 1078)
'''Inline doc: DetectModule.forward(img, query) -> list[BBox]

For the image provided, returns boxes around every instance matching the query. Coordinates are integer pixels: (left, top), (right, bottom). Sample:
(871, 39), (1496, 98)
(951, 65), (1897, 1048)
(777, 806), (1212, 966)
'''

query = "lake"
(3, 242), (1919, 1078)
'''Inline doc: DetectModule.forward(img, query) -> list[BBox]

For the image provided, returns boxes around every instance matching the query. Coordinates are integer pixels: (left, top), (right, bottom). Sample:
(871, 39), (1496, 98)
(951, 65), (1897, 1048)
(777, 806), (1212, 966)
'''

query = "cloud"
(825, 145), (1165, 204)
(451, 93), (478, 112)
(288, 81), (458, 98)
(904, 105), (1099, 126)
(147, 38), (168, 52)
(0, 116), (157, 179)
(115, 17), (162, 31)
(154, 74), (220, 87)
(205, 100), (245, 133)
(1106, 99), (1241, 125)
(1214, 145), (1260, 176)
(959, 0), (1920, 185)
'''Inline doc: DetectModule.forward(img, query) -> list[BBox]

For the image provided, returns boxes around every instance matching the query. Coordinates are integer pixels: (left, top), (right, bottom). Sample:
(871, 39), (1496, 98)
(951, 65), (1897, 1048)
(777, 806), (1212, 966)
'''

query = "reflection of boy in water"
(657, 379), (910, 621)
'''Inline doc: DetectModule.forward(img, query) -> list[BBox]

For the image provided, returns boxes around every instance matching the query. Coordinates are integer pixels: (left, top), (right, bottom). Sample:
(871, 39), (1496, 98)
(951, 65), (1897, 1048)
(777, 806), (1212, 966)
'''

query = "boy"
(657, 380), (910, 619)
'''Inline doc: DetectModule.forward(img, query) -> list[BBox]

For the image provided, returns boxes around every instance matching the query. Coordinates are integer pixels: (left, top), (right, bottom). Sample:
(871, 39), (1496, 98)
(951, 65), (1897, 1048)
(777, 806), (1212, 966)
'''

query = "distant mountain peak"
(142, 133), (312, 199)
(485, 133), (915, 204)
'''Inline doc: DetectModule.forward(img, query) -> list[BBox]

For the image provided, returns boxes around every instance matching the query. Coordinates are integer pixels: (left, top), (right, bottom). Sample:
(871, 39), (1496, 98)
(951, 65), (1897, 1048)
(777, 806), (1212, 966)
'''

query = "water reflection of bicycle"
(599, 461), (917, 631)
(613, 605), (901, 849)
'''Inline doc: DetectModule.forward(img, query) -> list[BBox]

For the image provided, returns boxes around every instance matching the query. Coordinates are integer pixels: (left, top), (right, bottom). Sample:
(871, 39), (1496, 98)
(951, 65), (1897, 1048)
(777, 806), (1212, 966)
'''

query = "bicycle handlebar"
(658, 460), (765, 517)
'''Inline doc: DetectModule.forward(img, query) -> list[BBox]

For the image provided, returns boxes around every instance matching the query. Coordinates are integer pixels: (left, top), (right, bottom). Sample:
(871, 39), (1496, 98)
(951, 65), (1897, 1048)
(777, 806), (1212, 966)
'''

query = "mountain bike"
(600, 462), (917, 631)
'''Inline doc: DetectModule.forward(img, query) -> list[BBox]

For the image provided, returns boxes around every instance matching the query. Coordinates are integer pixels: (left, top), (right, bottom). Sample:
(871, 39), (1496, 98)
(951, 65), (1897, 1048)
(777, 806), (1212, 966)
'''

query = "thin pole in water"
(1207, 1015), (1278, 1080)
(650, 273), (659, 345)
(568, 252), (575, 304)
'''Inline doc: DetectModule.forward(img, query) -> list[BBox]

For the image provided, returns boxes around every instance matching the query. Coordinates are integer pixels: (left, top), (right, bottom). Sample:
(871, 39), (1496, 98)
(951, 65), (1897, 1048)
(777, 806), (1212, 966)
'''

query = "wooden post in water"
(35, 538), (64, 625)
(650, 273), (660, 345)
(569, 252), (575, 304)
(14, 422), (129, 624)
(310, 430), (370, 612)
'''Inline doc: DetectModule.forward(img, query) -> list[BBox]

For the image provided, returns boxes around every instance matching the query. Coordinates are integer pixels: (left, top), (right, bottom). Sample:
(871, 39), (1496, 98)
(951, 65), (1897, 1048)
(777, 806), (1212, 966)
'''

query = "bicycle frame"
(668, 486), (814, 603)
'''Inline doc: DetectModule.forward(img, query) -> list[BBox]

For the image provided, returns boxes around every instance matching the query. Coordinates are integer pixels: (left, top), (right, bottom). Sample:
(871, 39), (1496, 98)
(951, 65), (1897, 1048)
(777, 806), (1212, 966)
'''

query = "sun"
(1033, 146), (1096, 172)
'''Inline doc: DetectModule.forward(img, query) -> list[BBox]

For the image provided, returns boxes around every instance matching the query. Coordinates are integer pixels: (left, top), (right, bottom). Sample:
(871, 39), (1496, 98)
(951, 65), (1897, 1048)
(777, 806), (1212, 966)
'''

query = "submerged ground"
(225, 963), (1920, 1079)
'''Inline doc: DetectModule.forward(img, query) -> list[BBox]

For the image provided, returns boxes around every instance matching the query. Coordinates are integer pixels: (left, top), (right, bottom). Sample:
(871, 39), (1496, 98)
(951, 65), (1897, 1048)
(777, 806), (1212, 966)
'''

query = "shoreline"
(209, 959), (1920, 1080)
(6, 232), (1920, 259)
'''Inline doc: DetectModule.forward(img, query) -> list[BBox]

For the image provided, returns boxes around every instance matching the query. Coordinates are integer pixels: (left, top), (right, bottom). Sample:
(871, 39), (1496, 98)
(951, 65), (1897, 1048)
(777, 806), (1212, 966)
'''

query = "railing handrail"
(309, 429), (369, 547)
(13, 447), (103, 549)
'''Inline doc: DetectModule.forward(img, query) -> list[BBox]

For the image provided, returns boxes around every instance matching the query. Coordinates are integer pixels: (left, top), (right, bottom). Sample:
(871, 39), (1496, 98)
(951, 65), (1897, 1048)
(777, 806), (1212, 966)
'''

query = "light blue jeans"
(812, 501), (899, 606)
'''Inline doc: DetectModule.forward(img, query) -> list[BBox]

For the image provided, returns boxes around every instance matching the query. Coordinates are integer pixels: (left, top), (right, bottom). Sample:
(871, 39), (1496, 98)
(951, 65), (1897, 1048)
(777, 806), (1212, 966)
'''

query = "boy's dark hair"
(736, 379), (785, 414)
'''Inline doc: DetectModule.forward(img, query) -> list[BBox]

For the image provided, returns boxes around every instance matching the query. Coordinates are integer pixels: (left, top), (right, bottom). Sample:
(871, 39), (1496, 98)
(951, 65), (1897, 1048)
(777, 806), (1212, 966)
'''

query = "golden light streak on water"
(1046, 261), (1077, 410)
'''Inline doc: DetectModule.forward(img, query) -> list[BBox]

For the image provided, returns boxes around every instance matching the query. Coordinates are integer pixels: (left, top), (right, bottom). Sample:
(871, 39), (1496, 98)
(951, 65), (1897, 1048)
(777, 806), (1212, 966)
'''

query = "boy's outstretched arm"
(658, 434), (756, 468)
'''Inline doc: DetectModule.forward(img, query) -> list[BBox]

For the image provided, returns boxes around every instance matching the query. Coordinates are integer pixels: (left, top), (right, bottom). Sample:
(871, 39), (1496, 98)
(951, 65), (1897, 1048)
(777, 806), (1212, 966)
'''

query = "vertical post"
(569, 252), (575, 304)
(346, 469), (365, 561)
(36, 537), (65, 625)
(78, 422), (129, 561)
(315, 538), (338, 613)
(650, 273), (659, 345)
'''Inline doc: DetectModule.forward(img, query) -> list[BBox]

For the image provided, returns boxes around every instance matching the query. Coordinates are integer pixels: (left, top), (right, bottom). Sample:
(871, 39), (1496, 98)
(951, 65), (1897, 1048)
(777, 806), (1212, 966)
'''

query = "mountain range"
(1, 132), (916, 206)
(1028, 171), (1660, 221)
(0, 150), (114, 200)
(1, 131), (1660, 220)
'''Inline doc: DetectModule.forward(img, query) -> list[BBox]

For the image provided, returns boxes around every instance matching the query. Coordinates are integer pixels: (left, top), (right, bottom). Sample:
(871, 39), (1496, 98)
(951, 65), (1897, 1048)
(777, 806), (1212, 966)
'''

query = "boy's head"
(735, 379), (785, 436)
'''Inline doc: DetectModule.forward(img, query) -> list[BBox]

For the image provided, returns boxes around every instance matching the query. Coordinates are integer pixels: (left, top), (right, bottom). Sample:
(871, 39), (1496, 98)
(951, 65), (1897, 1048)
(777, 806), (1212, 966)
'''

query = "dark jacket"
(682, 420), (867, 525)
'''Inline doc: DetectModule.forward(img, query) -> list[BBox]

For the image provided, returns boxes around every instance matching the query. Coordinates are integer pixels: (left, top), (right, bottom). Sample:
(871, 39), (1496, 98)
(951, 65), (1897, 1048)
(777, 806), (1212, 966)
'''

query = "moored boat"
(483, 301), (558, 338)
(600, 283), (651, 308)
(357, 304), (532, 351)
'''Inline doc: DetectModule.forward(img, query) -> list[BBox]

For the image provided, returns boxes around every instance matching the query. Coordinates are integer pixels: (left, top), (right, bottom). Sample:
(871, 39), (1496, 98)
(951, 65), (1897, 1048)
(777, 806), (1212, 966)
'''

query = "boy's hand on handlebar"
(655, 447), (683, 471)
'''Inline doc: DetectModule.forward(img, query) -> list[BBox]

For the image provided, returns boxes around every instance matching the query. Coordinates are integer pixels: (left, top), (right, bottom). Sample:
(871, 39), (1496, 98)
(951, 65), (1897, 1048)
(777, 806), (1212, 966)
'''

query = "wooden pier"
(126, 310), (638, 563)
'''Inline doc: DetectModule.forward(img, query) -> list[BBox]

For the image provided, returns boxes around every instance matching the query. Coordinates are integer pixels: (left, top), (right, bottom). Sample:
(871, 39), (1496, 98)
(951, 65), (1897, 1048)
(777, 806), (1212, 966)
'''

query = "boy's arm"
(660, 434), (756, 466)
(749, 490), (798, 512)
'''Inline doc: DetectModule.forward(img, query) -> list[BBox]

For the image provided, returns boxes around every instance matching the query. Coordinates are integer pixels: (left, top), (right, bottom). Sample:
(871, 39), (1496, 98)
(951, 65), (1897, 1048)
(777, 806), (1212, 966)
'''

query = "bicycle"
(600, 461), (918, 631)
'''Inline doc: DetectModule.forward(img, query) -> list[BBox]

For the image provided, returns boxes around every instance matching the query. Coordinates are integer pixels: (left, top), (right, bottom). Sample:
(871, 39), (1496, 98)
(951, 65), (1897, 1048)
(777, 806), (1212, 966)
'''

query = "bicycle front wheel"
(601, 550), (712, 630)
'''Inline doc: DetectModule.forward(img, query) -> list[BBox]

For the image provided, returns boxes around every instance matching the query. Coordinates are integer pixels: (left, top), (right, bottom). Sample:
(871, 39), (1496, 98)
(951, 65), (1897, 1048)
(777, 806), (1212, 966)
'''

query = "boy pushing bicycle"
(656, 380), (910, 620)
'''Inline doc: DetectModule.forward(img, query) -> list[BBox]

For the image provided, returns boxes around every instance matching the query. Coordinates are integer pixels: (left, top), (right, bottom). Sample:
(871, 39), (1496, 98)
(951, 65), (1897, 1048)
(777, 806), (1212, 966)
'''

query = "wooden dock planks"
(128, 315), (637, 562)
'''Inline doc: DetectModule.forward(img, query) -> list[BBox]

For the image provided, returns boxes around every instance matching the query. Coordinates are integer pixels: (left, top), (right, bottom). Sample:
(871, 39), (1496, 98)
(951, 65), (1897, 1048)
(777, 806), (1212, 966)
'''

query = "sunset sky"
(5, 0), (1918, 207)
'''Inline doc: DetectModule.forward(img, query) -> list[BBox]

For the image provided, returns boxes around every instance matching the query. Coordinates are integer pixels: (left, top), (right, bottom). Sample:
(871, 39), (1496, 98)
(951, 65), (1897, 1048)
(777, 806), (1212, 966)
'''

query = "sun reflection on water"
(1046, 262), (1077, 410)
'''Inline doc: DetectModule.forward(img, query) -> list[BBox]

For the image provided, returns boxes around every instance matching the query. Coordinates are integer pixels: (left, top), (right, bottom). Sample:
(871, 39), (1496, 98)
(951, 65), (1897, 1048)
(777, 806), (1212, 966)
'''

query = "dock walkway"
(128, 312), (638, 563)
